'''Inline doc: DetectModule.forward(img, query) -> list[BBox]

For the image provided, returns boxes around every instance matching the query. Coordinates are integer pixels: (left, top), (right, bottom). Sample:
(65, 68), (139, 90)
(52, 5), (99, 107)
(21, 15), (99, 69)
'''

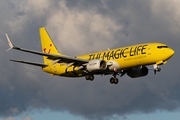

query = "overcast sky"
(0, 0), (180, 120)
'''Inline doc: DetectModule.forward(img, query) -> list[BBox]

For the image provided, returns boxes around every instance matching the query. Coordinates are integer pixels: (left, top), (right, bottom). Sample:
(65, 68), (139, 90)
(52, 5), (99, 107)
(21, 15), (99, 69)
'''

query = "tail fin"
(39, 27), (61, 64)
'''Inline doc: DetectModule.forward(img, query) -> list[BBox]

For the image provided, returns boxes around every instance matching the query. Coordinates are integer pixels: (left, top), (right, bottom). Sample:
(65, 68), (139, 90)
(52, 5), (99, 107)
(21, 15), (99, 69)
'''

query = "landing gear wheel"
(154, 64), (161, 75)
(85, 74), (94, 81)
(89, 75), (94, 81)
(110, 78), (119, 84)
(114, 78), (119, 84)
(157, 68), (161, 72)
(85, 74), (90, 80)
(110, 78), (114, 84)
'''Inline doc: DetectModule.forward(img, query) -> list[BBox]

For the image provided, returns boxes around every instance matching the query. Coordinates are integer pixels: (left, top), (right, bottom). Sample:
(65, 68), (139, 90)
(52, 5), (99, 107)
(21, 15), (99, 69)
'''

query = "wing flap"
(10, 59), (48, 67)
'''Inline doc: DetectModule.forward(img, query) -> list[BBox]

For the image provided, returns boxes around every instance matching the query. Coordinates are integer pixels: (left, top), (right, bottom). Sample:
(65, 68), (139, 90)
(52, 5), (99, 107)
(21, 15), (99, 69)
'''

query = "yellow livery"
(5, 27), (174, 84)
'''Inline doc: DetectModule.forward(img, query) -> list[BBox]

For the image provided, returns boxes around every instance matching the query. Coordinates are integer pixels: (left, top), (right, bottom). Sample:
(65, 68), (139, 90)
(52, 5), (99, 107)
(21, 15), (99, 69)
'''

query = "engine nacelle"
(127, 66), (148, 78)
(86, 59), (107, 72)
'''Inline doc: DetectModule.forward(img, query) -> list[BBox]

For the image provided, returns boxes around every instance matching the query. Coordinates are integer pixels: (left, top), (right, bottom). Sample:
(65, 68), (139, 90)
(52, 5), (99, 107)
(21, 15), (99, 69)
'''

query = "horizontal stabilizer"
(10, 59), (48, 67)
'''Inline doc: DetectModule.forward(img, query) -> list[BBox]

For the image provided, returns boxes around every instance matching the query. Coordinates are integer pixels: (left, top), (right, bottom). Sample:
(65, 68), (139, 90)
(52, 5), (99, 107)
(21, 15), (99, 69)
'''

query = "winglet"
(4, 34), (15, 53)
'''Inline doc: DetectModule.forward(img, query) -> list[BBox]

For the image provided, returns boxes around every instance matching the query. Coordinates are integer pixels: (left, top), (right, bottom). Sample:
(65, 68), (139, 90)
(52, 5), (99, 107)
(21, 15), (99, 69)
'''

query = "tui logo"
(43, 44), (52, 53)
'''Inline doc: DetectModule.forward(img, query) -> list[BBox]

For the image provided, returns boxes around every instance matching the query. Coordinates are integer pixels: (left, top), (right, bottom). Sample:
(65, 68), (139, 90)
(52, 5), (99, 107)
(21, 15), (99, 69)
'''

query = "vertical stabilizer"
(39, 27), (61, 64)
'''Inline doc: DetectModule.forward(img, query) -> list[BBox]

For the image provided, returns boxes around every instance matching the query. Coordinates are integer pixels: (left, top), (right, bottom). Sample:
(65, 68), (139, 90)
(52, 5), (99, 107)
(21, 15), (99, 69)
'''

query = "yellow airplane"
(5, 27), (174, 84)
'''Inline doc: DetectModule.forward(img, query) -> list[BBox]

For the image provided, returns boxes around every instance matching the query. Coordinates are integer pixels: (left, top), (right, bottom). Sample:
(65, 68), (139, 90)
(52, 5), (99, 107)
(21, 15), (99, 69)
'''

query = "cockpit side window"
(157, 46), (168, 49)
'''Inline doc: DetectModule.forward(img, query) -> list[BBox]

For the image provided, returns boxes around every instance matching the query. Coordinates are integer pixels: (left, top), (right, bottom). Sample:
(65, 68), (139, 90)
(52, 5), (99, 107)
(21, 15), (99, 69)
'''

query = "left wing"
(5, 34), (89, 66)
(10, 59), (48, 67)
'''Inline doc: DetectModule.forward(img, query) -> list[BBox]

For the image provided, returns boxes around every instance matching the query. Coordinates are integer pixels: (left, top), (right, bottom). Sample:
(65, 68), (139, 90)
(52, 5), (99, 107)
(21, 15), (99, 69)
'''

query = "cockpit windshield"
(157, 46), (168, 49)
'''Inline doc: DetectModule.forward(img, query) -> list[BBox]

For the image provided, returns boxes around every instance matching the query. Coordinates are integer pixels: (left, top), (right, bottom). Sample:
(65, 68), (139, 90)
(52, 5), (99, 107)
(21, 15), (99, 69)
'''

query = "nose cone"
(167, 48), (175, 58)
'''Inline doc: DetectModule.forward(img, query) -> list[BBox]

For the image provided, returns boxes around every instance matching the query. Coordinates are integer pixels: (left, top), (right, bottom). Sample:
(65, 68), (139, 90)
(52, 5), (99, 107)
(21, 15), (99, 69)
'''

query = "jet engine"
(127, 66), (148, 78)
(86, 59), (107, 72)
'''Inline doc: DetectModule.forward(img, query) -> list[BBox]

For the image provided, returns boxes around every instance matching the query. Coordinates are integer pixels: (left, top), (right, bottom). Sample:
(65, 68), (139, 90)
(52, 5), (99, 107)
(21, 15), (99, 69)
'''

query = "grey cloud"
(22, 116), (33, 120)
(1, 117), (17, 120)
(0, 0), (180, 119)
(1, 116), (33, 120)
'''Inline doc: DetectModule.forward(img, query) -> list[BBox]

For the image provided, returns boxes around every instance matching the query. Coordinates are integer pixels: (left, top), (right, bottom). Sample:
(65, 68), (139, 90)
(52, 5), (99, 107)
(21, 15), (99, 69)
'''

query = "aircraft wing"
(10, 59), (48, 67)
(12, 46), (88, 64)
(5, 34), (89, 66)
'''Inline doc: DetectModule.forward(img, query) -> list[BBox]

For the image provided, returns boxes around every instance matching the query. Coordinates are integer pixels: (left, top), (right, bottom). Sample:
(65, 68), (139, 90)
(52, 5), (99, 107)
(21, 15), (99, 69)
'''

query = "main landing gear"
(110, 69), (119, 84)
(85, 69), (122, 84)
(85, 74), (94, 81)
(110, 77), (119, 84)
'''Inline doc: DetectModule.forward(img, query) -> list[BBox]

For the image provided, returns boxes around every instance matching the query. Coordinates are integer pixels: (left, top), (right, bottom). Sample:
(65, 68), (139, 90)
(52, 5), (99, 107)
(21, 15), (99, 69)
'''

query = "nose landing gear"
(153, 64), (161, 75)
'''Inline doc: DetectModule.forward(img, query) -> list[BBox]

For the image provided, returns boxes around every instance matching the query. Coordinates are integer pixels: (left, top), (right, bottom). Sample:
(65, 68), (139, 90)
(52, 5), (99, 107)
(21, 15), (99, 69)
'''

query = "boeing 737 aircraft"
(5, 27), (174, 84)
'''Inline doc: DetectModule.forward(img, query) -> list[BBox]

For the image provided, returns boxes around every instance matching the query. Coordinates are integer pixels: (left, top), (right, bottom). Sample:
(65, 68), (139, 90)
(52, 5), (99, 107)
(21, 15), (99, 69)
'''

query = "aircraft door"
(147, 44), (152, 55)
(144, 44), (152, 64)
